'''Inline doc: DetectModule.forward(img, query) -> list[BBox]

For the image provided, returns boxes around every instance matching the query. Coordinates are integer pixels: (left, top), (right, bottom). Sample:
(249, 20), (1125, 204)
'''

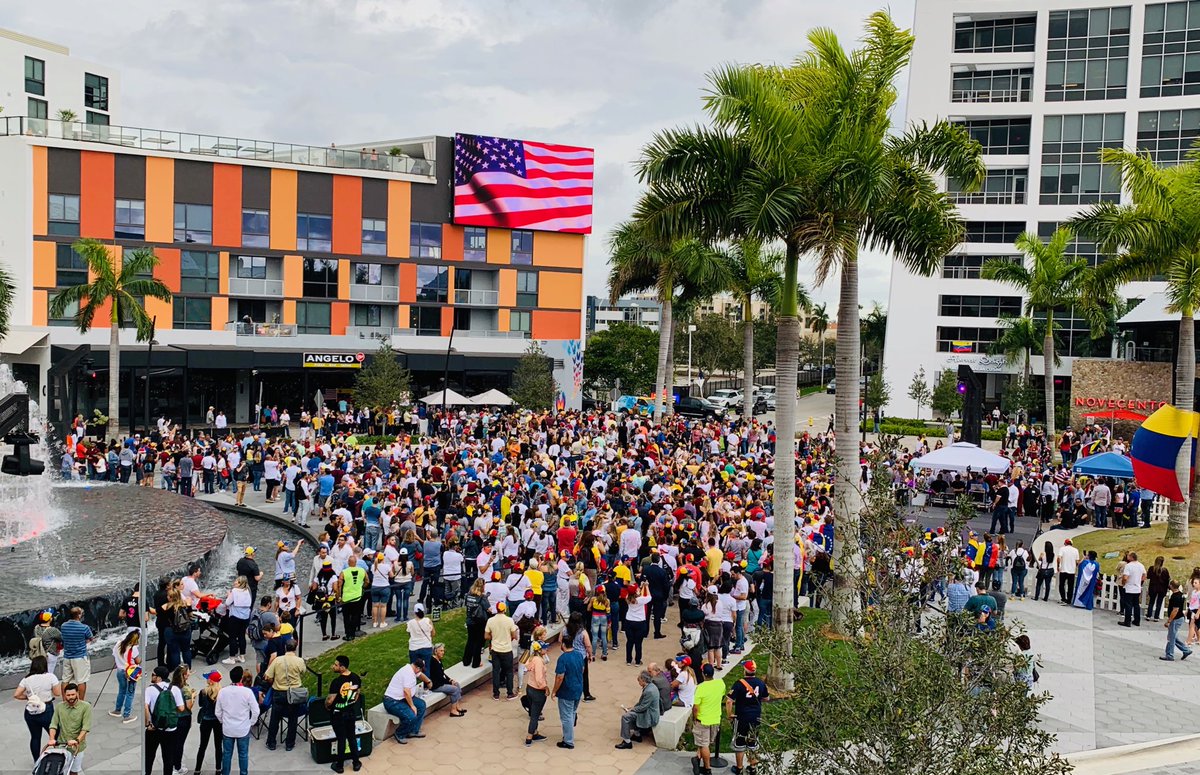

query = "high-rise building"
(883, 0), (1191, 416)
(0, 28), (118, 127)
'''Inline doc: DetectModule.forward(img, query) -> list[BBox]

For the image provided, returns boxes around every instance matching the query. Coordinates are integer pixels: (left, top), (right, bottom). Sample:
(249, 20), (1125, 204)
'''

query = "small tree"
(864, 372), (891, 417)
(1001, 376), (1039, 420)
(931, 368), (964, 419)
(353, 342), (411, 411)
(583, 322), (658, 396)
(511, 341), (556, 409)
(908, 368), (931, 420)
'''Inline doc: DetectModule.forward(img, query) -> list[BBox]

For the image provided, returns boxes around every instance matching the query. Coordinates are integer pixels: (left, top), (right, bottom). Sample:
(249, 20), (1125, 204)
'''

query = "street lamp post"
(687, 324), (697, 389)
(143, 316), (157, 436)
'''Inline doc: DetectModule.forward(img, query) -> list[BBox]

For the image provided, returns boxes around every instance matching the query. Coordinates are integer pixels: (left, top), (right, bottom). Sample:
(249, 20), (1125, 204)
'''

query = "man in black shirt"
(726, 659), (769, 775)
(644, 555), (672, 639)
(236, 547), (262, 602)
(326, 655), (364, 773)
(1162, 581), (1194, 662)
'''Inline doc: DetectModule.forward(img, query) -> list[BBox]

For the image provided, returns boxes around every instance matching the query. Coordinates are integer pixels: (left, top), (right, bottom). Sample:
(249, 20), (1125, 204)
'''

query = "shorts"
(371, 587), (390, 603)
(61, 657), (91, 685)
(730, 718), (760, 751)
(694, 722), (721, 749)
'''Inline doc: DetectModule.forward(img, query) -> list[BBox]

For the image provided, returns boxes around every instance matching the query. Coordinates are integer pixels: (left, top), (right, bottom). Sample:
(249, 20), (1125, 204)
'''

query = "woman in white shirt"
(670, 658), (696, 707)
(406, 603), (436, 666)
(274, 577), (302, 623)
(623, 581), (653, 665)
(263, 456), (281, 503)
(13, 656), (61, 763)
(222, 575), (253, 664)
(370, 553), (395, 629)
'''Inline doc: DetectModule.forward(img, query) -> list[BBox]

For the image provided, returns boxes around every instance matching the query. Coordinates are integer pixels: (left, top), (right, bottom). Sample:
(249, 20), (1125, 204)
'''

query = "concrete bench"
(653, 705), (691, 750)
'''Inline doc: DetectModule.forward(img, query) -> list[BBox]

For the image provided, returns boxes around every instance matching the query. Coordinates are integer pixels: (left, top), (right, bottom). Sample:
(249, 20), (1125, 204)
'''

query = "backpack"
(246, 612), (264, 644)
(151, 685), (179, 729)
(171, 607), (193, 635)
(28, 635), (46, 659)
(1012, 553), (1026, 572)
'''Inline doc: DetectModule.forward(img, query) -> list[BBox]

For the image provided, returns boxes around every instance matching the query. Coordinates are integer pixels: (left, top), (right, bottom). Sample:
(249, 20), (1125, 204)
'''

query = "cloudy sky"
(9, 0), (917, 314)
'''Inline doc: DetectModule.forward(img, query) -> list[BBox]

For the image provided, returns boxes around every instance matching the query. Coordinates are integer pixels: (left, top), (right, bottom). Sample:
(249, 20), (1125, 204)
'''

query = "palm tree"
(988, 315), (1044, 385)
(0, 263), (15, 341)
(1070, 148), (1200, 545)
(861, 303), (887, 371)
(808, 303), (831, 381)
(981, 229), (1110, 465)
(608, 220), (727, 421)
(49, 239), (171, 441)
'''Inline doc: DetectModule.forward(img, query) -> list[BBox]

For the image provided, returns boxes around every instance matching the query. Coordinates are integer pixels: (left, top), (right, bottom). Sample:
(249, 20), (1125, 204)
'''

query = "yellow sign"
(302, 352), (364, 369)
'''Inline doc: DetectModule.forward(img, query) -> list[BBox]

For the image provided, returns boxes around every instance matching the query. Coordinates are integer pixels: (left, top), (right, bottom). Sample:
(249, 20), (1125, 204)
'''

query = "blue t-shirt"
(555, 649), (586, 701)
(318, 474), (335, 497)
(60, 619), (93, 659)
(422, 540), (443, 569)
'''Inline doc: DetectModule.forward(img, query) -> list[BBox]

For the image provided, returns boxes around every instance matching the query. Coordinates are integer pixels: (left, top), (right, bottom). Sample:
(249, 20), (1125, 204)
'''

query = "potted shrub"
(57, 109), (77, 139)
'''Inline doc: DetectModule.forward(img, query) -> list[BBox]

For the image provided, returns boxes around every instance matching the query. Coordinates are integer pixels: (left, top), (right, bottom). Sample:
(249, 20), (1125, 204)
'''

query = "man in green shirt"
(691, 664), (725, 775)
(964, 581), (997, 617)
(336, 554), (368, 641)
(47, 682), (91, 773)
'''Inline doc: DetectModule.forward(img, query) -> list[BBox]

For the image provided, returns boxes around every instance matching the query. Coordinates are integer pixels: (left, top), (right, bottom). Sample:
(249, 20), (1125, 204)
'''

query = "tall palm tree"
(1071, 148), (1200, 545)
(861, 303), (887, 371)
(608, 220), (727, 421)
(49, 239), (171, 441)
(0, 263), (15, 341)
(982, 228), (1110, 465)
(808, 303), (831, 381)
(988, 315), (1044, 385)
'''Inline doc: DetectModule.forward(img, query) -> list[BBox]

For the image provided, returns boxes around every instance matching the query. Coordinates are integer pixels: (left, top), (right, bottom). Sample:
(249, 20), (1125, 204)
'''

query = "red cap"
(525, 590), (535, 600)
(742, 659), (757, 673)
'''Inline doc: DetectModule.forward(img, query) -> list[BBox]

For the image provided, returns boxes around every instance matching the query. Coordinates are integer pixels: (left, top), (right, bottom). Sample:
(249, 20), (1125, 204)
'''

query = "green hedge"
(344, 434), (403, 447)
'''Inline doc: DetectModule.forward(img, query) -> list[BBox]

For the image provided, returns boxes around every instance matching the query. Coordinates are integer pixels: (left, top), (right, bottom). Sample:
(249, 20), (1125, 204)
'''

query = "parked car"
(675, 395), (726, 420)
(708, 389), (742, 408)
(612, 395), (652, 415)
(825, 377), (867, 394)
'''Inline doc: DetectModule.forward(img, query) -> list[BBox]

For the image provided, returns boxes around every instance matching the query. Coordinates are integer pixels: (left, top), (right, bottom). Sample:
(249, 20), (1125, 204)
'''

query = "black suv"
(675, 396), (725, 419)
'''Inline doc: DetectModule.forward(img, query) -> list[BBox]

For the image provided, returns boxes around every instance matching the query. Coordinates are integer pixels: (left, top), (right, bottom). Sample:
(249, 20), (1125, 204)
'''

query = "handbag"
(286, 686), (310, 705)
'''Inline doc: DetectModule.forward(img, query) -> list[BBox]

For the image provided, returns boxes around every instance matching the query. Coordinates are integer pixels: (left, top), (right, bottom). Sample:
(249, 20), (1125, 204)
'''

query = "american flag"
(453, 133), (594, 234)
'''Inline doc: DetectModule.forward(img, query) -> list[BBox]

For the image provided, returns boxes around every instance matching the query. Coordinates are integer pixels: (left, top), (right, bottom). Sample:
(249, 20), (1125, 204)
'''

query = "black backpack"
(1012, 553), (1026, 572)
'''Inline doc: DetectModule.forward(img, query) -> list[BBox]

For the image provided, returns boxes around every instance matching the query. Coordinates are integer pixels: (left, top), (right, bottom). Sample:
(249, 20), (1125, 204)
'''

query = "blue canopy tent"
(1071, 451), (1134, 479)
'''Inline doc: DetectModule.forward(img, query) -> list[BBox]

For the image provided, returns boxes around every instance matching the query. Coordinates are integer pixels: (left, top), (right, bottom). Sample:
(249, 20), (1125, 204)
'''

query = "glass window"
(1137, 108), (1200, 165)
(114, 199), (145, 239)
(122, 247), (151, 281)
(353, 304), (382, 327)
(955, 118), (1032, 155)
(464, 227), (488, 261)
(362, 218), (387, 255)
(297, 213), (332, 252)
(85, 111), (109, 126)
(454, 268), (472, 290)
(1038, 222), (1105, 268)
(174, 203), (213, 244)
(296, 301), (331, 335)
(1040, 113), (1124, 204)
(302, 258), (339, 298)
(938, 295), (1023, 317)
(941, 254), (1022, 279)
(409, 306), (441, 334)
(951, 67), (1034, 103)
(510, 310), (531, 334)
(416, 265), (448, 302)
(948, 168), (1028, 205)
(55, 243), (87, 287)
(954, 16), (1037, 53)
(1142, 2), (1200, 97)
(963, 221), (1026, 244)
(242, 209), (269, 248)
(352, 262), (382, 285)
(936, 326), (1002, 352)
(24, 57), (44, 95)
(180, 251), (219, 294)
(172, 297), (212, 330)
(1045, 7), (1131, 101)
(48, 194), (81, 236)
(516, 271), (538, 307)
(28, 97), (48, 120)
(410, 222), (442, 258)
(236, 256), (267, 279)
(84, 73), (109, 111)
(511, 230), (533, 264)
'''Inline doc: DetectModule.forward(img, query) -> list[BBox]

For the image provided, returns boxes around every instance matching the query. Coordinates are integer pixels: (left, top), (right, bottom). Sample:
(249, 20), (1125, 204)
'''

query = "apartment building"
(0, 28), (117, 126)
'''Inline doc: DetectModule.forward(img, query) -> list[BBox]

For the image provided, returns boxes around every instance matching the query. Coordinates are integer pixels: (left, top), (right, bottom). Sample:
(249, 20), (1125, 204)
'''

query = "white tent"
(419, 388), (475, 406)
(907, 442), (1011, 474)
(471, 388), (514, 406)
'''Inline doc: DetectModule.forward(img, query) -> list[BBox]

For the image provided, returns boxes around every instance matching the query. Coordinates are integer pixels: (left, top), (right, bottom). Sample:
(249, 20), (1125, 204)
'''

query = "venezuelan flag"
(1131, 404), (1200, 502)
(951, 341), (974, 353)
(1080, 440), (1104, 458)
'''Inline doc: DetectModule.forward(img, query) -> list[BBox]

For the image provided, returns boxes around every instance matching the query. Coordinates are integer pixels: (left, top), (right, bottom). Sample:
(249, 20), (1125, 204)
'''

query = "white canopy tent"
(471, 388), (514, 406)
(907, 442), (1011, 474)
(419, 388), (475, 406)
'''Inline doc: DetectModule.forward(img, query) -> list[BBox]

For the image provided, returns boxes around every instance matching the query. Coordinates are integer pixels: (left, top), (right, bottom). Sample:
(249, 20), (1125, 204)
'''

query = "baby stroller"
(193, 596), (230, 665)
(32, 746), (74, 775)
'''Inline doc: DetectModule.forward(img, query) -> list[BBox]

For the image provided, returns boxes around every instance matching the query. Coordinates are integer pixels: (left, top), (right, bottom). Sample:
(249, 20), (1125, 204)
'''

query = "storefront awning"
(0, 330), (48, 356)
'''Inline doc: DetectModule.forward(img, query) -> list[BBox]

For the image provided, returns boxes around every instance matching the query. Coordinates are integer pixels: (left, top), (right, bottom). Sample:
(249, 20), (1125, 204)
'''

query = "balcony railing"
(228, 277), (284, 297)
(951, 88), (1031, 103)
(346, 326), (396, 341)
(349, 284), (400, 303)
(0, 117), (436, 178)
(393, 328), (528, 339)
(226, 321), (297, 337)
(454, 289), (500, 306)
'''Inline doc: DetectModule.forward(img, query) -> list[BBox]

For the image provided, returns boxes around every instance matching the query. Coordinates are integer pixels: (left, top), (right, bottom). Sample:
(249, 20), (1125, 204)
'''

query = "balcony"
(0, 117), (436, 179)
(228, 277), (284, 297)
(349, 284), (400, 303)
(453, 289), (499, 306)
(951, 88), (1031, 103)
(394, 328), (527, 339)
(346, 326), (396, 341)
(226, 321), (296, 337)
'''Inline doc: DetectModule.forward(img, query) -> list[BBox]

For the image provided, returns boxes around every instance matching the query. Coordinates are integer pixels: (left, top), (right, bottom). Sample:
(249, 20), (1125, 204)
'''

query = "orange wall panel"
(145, 295), (171, 330)
(337, 259), (350, 300)
(218, 251), (230, 295)
(270, 169), (297, 251)
(532, 231), (585, 269)
(396, 304), (410, 329)
(538, 271), (583, 311)
(80, 151), (115, 239)
(93, 299), (113, 329)
(332, 176), (362, 254)
(498, 308), (510, 333)
(442, 224), (463, 261)
(486, 228), (511, 264)
(498, 268), (516, 307)
(212, 164), (242, 247)
(398, 264), (417, 303)
(210, 297), (229, 331)
(441, 306), (453, 337)
(386, 181), (411, 258)
(283, 255), (303, 297)
(531, 310), (581, 341)
(32, 146), (47, 235)
(330, 301), (349, 336)
(33, 241), (55, 288)
(145, 157), (174, 243)
(31, 290), (48, 326)
(282, 299), (297, 325)
(154, 248), (181, 293)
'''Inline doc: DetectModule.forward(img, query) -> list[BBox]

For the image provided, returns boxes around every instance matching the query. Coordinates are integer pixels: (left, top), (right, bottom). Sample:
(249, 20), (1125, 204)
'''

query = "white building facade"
(0, 28), (118, 126)
(883, 0), (1193, 417)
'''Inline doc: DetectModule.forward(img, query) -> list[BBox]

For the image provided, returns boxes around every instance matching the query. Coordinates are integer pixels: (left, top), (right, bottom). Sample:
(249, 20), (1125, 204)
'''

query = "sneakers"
(556, 741), (575, 749)
(1161, 656), (1176, 661)
(615, 741), (634, 749)
(108, 710), (122, 718)
(532, 734), (546, 741)
(222, 657), (237, 665)
(123, 715), (137, 723)
(174, 768), (190, 775)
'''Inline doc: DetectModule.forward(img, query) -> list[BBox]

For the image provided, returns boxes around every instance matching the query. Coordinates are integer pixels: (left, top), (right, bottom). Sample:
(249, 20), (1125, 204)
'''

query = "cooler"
(307, 697), (373, 764)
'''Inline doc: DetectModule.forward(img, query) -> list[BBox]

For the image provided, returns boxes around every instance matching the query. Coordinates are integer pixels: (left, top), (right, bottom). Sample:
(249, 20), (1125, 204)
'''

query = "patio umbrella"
(470, 388), (514, 406)
(419, 388), (474, 406)
(1071, 451), (1134, 479)
(907, 442), (1012, 474)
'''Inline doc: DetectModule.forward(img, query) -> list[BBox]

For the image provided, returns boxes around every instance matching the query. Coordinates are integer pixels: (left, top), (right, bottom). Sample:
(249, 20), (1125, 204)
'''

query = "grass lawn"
(1072, 523), (1200, 579)
(303, 609), (468, 707)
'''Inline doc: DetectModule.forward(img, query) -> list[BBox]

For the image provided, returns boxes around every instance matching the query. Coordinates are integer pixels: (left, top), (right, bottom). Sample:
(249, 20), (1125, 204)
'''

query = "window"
(173, 297), (212, 330)
(511, 230), (533, 265)
(234, 299), (271, 323)
(410, 222), (442, 258)
(948, 168), (1028, 205)
(353, 304), (382, 327)
(242, 209), (269, 248)
(122, 247), (151, 280)
(409, 306), (441, 334)
(1034, 307), (1105, 356)
(510, 310), (532, 334)
(954, 15), (1037, 53)
(1138, 109), (1200, 166)
(1040, 114), (1124, 205)
(1142, 2), (1200, 97)
(180, 251), (219, 294)
(174, 203), (213, 244)
(55, 243), (87, 287)
(352, 262), (382, 286)
(964, 221), (1025, 244)
(955, 118), (1031, 155)
(1045, 7), (1131, 101)
(24, 57), (44, 95)
(302, 258), (339, 298)
(297, 213), (332, 252)
(27, 97), (48, 120)
(1038, 222), (1107, 268)
(296, 301), (331, 335)
(114, 199), (145, 239)
(48, 194), (80, 236)
(416, 265), (448, 302)
(942, 254), (1022, 279)
(951, 67), (1033, 103)
(938, 295), (1023, 318)
(362, 218), (387, 255)
(464, 227), (487, 261)
(455, 268), (473, 290)
(86, 111), (109, 126)
(936, 327), (1002, 353)
(236, 256), (267, 279)
(516, 271), (538, 307)
(84, 73), (109, 111)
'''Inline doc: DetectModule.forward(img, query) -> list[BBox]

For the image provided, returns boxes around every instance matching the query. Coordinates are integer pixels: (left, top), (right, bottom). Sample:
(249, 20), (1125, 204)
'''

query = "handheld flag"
(1130, 404), (1200, 502)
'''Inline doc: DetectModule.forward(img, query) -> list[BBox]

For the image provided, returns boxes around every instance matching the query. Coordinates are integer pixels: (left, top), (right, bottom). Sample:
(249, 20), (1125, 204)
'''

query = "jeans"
(330, 713), (361, 765)
(1035, 572), (1053, 601)
(558, 697), (581, 745)
(383, 695), (426, 740)
(24, 703), (53, 762)
(391, 581), (413, 622)
(147, 727), (180, 775)
(196, 719), (222, 773)
(225, 615), (249, 657)
(283, 488), (296, 515)
(526, 686), (547, 735)
(114, 669), (136, 718)
(365, 524), (381, 551)
(1094, 505), (1109, 528)
(1059, 573), (1076, 603)
(1147, 589), (1167, 619)
(252, 468), (263, 491)
(1122, 590), (1143, 625)
(1167, 616), (1193, 659)
(590, 615), (609, 656)
(268, 697), (302, 748)
(990, 507), (1009, 534)
(993, 566), (1006, 590)
(165, 627), (192, 669)
(221, 732), (250, 775)
(624, 618), (647, 663)
(734, 607), (747, 650)
(1010, 568), (1028, 598)
(491, 649), (515, 697)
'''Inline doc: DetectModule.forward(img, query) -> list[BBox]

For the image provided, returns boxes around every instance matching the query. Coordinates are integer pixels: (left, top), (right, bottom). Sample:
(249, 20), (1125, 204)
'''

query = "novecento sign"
(1074, 397), (1168, 411)
(302, 352), (365, 369)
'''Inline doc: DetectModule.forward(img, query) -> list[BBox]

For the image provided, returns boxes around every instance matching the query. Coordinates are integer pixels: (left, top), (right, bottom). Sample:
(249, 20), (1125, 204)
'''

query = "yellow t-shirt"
(485, 613), (516, 653)
(693, 676), (725, 725)
(589, 597), (610, 615)
(614, 564), (632, 584)
(524, 568), (544, 595)
(706, 547), (724, 579)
